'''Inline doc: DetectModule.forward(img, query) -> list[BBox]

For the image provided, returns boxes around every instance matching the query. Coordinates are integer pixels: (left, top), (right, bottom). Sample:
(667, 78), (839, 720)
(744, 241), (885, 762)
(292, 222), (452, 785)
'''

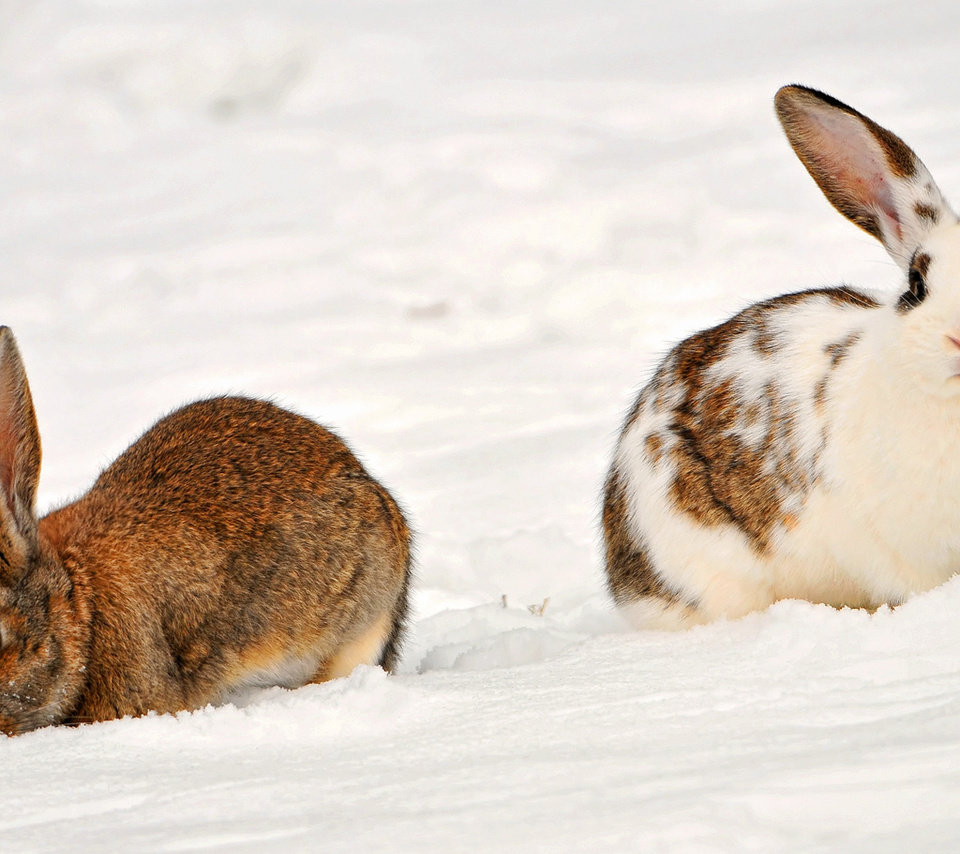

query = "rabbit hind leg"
(313, 612), (393, 682)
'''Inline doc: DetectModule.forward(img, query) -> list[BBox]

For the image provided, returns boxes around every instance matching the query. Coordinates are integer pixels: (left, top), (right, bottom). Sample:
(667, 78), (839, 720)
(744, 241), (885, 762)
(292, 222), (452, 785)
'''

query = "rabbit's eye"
(898, 252), (931, 312)
(908, 267), (928, 302)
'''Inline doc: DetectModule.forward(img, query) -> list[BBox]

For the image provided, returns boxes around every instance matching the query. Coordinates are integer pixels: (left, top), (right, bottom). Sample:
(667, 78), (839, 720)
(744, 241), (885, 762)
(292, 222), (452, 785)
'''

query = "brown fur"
(914, 202), (941, 224)
(912, 251), (932, 280)
(0, 328), (411, 735)
(824, 331), (861, 368)
(821, 287), (880, 310)
(752, 324), (780, 357)
(813, 376), (829, 412)
(644, 432), (665, 466)
(668, 376), (799, 554)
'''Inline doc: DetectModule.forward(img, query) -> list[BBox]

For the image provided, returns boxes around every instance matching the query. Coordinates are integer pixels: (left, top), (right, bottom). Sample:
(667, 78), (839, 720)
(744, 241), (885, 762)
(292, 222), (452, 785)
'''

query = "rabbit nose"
(948, 334), (960, 352)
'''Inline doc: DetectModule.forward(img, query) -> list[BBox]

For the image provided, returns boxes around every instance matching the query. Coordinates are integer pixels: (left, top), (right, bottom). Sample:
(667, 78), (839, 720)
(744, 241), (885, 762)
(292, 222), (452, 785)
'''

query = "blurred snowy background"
(4, 1), (960, 851)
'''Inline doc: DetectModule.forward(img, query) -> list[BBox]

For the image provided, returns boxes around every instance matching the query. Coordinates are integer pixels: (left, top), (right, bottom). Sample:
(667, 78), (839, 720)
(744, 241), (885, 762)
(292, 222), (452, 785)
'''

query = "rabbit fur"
(604, 85), (960, 629)
(0, 330), (411, 735)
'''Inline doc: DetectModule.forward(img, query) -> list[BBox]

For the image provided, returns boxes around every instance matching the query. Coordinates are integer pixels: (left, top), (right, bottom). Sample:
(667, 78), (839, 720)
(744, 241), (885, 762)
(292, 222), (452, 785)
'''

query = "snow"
(4, 0), (960, 850)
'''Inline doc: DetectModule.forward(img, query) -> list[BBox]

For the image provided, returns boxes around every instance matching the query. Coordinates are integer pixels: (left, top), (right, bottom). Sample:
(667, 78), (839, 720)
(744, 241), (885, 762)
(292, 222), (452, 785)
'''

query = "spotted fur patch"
(603, 469), (681, 606)
(914, 202), (940, 224)
(824, 331), (861, 367)
(667, 374), (808, 553)
(644, 432), (665, 466)
(813, 376), (829, 411)
(630, 289), (875, 554)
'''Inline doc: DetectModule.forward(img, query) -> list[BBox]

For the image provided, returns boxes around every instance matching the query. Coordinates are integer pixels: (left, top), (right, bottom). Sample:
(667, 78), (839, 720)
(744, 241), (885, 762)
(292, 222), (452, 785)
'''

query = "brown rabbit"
(0, 327), (411, 735)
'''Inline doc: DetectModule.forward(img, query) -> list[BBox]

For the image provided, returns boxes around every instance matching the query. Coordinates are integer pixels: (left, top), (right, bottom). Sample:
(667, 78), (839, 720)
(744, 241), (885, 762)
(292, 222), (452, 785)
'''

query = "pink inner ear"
(812, 110), (904, 240)
(835, 164), (903, 241)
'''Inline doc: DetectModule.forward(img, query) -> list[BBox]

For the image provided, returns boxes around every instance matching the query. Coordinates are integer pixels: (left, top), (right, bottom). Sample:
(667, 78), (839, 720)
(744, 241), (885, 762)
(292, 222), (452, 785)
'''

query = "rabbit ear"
(0, 328), (41, 560)
(775, 85), (957, 270)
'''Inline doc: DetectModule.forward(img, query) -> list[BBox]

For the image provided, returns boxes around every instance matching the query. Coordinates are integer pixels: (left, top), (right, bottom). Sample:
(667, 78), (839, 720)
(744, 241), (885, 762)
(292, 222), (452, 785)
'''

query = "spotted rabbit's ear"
(0, 327), (40, 571)
(775, 85), (957, 271)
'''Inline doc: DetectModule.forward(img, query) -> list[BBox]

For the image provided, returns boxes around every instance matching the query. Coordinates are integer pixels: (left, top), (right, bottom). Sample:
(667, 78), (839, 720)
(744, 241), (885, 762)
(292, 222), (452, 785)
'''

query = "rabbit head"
(776, 85), (960, 395)
(0, 330), (87, 735)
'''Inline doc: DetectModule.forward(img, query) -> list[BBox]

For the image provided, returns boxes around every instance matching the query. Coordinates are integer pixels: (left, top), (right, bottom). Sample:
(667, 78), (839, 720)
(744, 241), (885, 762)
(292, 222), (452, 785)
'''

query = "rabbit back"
(605, 287), (889, 627)
(39, 396), (411, 722)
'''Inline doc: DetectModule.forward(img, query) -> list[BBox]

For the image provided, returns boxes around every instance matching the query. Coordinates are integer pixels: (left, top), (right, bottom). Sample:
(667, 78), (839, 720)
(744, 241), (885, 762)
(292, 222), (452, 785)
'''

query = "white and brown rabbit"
(0, 328), (411, 734)
(604, 85), (960, 629)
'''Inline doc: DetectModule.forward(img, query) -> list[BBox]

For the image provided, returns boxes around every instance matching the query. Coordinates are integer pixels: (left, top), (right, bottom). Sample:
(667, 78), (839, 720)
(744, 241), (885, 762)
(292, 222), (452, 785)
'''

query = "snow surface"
(4, 1), (960, 851)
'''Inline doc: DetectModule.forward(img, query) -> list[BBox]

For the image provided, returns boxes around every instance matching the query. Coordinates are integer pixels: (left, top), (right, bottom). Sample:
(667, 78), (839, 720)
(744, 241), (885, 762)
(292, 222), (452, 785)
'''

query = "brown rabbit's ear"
(775, 85), (957, 270)
(0, 327), (41, 563)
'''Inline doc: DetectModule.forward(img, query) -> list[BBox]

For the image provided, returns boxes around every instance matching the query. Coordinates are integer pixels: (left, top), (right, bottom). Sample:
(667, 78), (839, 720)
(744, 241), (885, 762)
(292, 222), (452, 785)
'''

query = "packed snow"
(3, 1), (960, 851)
